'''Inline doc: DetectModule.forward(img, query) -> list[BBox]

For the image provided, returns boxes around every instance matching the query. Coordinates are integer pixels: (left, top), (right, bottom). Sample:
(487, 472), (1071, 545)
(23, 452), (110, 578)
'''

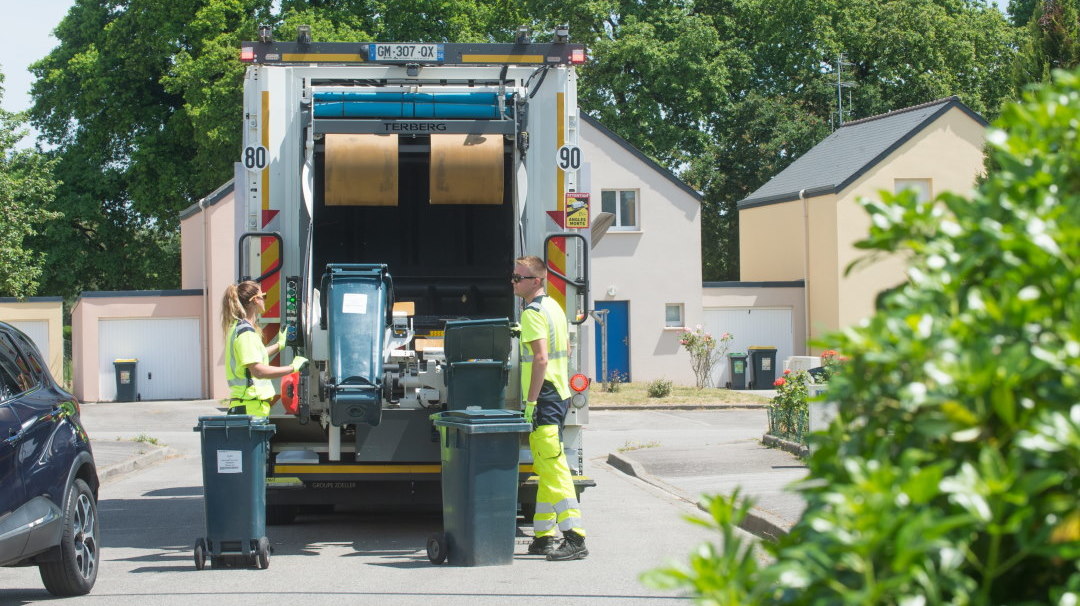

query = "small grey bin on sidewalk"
(192, 415), (276, 570)
(428, 409), (531, 566)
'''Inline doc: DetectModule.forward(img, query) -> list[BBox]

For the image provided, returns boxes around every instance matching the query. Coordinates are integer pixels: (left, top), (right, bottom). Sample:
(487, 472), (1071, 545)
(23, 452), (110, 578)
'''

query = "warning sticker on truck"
(565, 192), (590, 229)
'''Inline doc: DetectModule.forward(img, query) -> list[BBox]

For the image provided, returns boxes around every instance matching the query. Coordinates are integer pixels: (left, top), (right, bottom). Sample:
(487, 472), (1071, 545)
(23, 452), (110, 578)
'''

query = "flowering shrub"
(679, 326), (733, 389)
(816, 349), (847, 382)
(767, 369), (808, 439)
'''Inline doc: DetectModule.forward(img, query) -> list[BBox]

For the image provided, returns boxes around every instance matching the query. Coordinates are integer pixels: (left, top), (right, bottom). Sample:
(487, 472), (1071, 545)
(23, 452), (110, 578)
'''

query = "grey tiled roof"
(738, 97), (986, 209)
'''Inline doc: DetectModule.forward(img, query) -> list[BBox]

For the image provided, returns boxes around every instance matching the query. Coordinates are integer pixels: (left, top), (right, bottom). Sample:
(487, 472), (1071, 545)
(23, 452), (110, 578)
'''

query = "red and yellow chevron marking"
(546, 91), (567, 309)
(260, 90), (282, 358)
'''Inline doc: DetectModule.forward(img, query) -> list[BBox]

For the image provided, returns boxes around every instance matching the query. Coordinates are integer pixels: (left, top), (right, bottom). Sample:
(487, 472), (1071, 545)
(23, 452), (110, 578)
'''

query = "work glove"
(523, 401), (536, 425)
(277, 329), (287, 349)
(290, 356), (309, 372)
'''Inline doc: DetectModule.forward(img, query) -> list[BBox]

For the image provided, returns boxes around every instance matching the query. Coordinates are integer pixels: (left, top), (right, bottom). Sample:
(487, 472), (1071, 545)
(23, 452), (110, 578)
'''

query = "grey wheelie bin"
(748, 346), (778, 389)
(727, 352), (748, 390)
(443, 318), (512, 410)
(192, 415), (276, 570)
(427, 409), (531, 566)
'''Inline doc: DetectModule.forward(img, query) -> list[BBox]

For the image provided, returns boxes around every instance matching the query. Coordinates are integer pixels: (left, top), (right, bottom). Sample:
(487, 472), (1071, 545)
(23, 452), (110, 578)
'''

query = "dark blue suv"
(0, 321), (100, 596)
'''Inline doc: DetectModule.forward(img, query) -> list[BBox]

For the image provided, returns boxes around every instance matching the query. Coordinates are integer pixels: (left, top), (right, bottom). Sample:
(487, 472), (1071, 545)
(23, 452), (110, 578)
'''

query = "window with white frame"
(664, 303), (684, 328)
(895, 179), (932, 202)
(601, 189), (639, 230)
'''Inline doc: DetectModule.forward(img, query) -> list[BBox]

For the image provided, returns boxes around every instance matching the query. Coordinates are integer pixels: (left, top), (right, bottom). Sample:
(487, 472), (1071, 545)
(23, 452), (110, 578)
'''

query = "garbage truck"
(234, 28), (596, 523)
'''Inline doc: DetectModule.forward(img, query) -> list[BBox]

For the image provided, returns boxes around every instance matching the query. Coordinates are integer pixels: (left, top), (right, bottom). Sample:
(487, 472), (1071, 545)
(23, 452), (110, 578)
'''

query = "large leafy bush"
(645, 70), (1080, 604)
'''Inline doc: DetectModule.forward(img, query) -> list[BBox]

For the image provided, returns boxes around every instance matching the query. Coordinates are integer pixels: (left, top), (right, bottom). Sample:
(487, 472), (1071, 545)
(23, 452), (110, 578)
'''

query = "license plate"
(369, 44), (443, 62)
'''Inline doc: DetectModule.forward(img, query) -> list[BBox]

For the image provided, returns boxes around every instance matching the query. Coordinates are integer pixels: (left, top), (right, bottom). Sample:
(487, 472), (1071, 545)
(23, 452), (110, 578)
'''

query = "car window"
(0, 335), (36, 401)
(8, 331), (46, 379)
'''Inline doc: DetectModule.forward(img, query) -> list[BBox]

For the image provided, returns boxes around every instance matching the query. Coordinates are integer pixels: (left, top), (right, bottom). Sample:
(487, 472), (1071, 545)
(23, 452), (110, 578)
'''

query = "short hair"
(515, 256), (547, 278)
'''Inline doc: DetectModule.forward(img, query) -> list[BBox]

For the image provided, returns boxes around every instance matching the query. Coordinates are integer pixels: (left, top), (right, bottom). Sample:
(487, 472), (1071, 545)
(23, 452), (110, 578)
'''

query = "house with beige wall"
(737, 97), (987, 351)
(0, 297), (65, 382)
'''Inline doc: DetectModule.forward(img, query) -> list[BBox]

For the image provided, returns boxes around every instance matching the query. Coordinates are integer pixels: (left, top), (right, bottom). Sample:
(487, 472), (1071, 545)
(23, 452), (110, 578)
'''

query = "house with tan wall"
(0, 297), (65, 382)
(738, 97), (987, 351)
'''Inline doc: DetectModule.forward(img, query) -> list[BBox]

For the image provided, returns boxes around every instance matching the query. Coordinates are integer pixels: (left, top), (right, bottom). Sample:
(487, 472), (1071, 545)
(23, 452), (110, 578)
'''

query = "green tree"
(28, 0), (273, 297)
(644, 68), (1080, 605)
(1012, 0), (1080, 91)
(0, 75), (61, 298)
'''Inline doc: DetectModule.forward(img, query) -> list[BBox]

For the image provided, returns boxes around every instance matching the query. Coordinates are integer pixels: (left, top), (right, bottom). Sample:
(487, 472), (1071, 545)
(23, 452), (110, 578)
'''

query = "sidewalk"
(607, 435), (807, 541)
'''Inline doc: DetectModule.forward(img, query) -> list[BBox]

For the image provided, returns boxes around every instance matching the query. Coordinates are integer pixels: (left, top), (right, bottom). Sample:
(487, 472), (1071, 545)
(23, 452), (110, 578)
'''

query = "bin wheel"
(427, 533), (447, 564)
(256, 537), (270, 570)
(194, 538), (207, 571)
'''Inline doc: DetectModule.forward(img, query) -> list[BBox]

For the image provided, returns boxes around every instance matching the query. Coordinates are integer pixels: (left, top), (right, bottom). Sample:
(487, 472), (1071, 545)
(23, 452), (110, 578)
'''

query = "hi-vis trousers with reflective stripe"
(530, 424), (585, 538)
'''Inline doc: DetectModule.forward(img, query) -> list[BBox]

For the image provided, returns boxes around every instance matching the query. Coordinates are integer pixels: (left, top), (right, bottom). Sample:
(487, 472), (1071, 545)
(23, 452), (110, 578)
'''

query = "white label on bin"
(342, 293), (368, 314)
(217, 450), (243, 473)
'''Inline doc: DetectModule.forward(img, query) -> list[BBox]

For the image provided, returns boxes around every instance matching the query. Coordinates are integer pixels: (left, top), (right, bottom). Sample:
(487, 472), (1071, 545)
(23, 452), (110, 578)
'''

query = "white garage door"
(704, 308), (794, 388)
(98, 318), (202, 401)
(8, 320), (49, 364)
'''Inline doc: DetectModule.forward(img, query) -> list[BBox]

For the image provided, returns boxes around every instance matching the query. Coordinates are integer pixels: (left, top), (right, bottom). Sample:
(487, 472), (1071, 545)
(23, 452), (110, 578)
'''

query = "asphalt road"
(0, 401), (777, 605)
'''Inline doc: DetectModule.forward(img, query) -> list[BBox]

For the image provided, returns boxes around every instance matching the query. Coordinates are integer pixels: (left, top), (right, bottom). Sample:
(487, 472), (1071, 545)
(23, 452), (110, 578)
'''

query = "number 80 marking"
(243, 146), (268, 170)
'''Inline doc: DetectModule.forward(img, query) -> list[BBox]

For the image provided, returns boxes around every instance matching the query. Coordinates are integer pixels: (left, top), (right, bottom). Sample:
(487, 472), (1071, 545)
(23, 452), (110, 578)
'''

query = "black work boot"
(546, 530), (588, 561)
(527, 535), (556, 555)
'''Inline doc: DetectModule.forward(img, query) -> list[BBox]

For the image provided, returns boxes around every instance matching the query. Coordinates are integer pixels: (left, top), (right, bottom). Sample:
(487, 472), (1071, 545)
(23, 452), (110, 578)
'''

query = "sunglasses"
(511, 273), (539, 283)
(252, 293), (266, 301)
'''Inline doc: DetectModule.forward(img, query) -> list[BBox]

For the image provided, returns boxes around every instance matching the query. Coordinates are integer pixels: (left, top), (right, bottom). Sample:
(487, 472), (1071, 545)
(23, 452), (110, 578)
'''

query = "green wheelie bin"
(427, 409), (531, 566)
(192, 415), (276, 570)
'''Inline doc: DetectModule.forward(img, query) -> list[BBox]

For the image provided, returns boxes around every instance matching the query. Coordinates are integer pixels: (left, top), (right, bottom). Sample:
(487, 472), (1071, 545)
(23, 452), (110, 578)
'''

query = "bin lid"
(747, 346), (776, 351)
(727, 352), (747, 358)
(194, 415), (276, 432)
(431, 408), (530, 433)
(114, 358), (138, 363)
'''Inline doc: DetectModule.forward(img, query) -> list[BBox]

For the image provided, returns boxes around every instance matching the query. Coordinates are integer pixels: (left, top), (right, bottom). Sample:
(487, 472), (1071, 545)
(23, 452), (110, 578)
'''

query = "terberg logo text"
(383, 122), (448, 132)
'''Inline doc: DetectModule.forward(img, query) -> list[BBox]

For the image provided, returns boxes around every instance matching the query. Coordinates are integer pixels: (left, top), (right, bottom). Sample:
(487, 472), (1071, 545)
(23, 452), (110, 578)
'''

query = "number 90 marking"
(556, 145), (582, 171)
(243, 146), (268, 170)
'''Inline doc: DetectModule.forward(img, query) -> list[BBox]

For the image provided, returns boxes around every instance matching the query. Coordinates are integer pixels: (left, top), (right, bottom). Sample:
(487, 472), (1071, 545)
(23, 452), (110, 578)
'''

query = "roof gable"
(581, 113), (703, 202)
(738, 97), (987, 209)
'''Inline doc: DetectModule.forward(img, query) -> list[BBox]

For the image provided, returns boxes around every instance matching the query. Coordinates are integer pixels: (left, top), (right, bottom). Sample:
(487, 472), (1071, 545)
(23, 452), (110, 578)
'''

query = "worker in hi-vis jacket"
(512, 255), (587, 561)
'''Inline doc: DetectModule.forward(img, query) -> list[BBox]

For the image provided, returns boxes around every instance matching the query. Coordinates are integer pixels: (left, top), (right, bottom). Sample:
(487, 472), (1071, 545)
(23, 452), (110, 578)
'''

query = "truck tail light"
(570, 374), (589, 392)
(240, 46), (256, 62)
(569, 49), (586, 64)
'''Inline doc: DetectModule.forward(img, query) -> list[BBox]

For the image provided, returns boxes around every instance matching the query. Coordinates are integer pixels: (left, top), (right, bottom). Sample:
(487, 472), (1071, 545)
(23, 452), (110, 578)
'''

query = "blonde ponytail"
(221, 281), (261, 336)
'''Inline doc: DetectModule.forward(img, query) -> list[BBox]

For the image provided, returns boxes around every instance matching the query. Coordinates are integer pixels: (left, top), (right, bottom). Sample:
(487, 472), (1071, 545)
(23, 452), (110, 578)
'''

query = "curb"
(606, 452), (791, 541)
(97, 445), (176, 485)
(761, 434), (809, 458)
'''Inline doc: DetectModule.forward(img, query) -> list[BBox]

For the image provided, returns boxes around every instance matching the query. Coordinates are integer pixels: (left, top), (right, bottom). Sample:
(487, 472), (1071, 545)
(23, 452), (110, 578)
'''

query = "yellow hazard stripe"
(282, 53), (366, 62)
(461, 54), (544, 64)
(548, 91), (567, 310)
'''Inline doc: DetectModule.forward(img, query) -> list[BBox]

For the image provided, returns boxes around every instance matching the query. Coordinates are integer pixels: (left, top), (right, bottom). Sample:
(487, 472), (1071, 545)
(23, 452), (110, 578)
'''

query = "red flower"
(773, 378), (786, 387)
(783, 369), (792, 375)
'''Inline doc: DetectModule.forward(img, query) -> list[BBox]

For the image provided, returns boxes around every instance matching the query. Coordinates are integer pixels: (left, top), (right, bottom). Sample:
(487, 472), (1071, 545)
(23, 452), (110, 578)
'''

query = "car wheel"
(39, 478), (99, 596)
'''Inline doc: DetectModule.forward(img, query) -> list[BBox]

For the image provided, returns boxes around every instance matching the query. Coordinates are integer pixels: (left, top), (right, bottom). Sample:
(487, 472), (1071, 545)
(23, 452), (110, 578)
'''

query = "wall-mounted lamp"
(606, 286), (617, 297)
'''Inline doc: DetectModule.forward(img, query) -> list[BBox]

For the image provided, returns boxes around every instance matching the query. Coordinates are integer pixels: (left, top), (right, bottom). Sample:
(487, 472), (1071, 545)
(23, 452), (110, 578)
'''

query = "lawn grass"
(587, 382), (771, 406)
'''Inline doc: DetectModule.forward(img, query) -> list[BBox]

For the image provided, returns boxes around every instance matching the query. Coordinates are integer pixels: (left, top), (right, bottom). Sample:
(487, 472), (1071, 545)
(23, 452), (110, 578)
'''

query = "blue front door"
(594, 301), (630, 382)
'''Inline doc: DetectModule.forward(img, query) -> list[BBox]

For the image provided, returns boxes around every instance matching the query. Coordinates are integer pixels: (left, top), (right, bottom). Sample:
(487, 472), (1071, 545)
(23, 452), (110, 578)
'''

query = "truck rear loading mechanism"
(235, 29), (597, 523)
